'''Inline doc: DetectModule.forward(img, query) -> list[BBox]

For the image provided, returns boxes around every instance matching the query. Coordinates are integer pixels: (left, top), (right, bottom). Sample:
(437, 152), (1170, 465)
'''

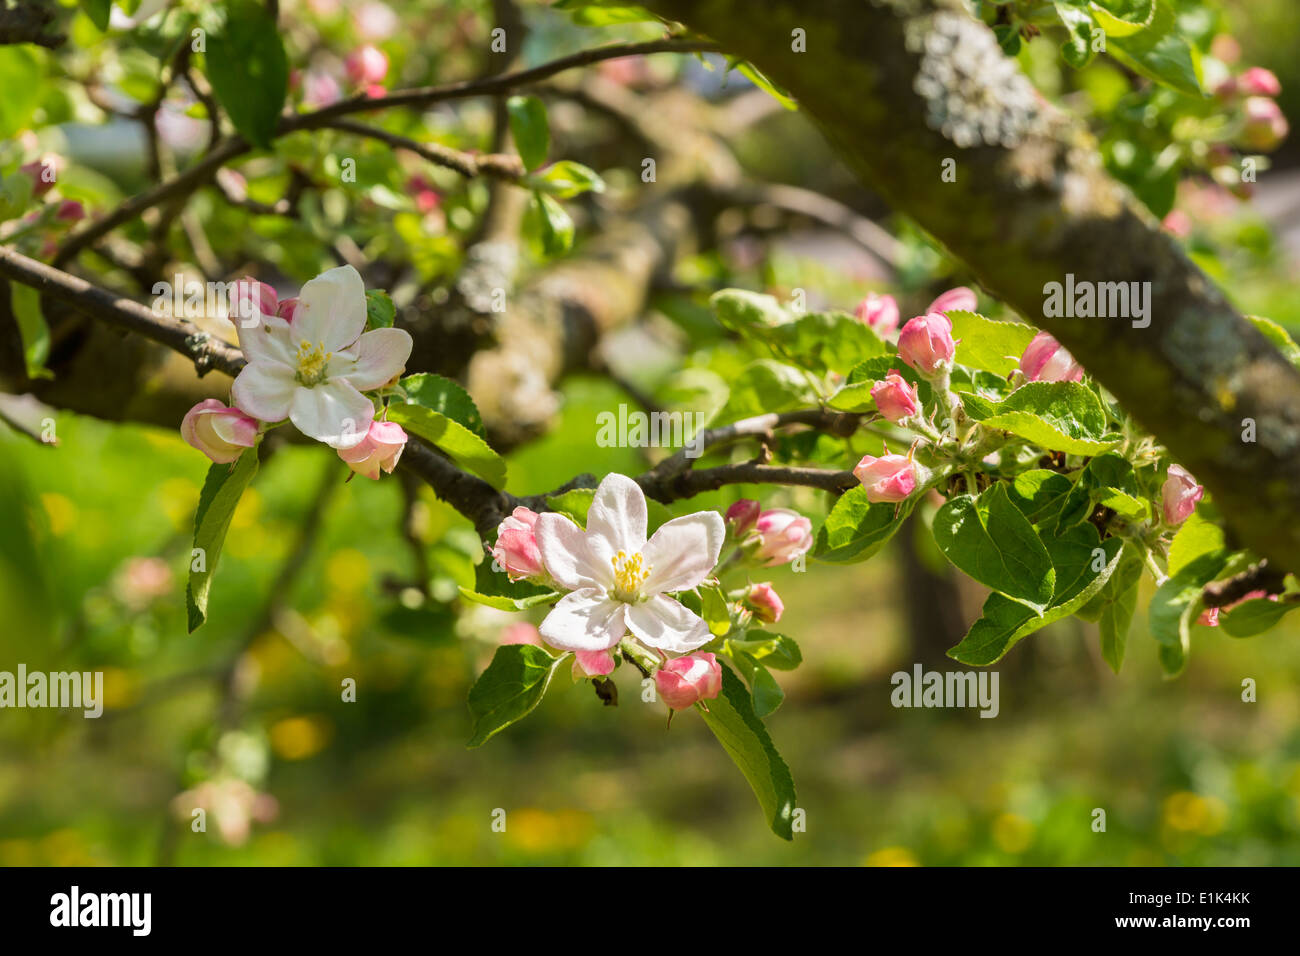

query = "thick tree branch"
(645, 0), (1300, 573)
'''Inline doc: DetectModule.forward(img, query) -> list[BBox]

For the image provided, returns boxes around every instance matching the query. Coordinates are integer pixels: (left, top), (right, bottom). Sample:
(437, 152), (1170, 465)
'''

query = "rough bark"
(644, 0), (1300, 572)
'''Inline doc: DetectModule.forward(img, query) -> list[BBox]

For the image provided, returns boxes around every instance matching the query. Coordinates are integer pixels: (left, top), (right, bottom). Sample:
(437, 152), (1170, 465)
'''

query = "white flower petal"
(625, 595), (712, 653)
(231, 361), (298, 422)
(585, 473), (647, 556)
(538, 589), (627, 652)
(641, 511), (725, 594)
(289, 380), (375, 448)
(535, 512), (609, 591)
(335, 327), (413, 390)
(293, 264), (368, 352)
(235, 315), (296, 366)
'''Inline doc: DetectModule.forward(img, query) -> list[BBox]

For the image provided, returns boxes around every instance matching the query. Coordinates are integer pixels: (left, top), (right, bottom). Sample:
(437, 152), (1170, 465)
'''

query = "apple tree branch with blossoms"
(1, 0), (1298, 842)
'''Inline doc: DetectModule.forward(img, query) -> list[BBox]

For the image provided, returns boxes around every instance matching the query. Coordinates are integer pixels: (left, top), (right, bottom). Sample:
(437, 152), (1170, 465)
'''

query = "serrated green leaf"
(200, 1), (289, 148)
(961, 381), (1122, 455)
(934, 483), (1056, 613)
(386, 404), (507, 488)
(1148, 550), (1229, 675)
(727, 648), (784, 717)
(713, 359), (818, 423)
(1005, 469), (1075, 528)
(1095, 541), (1144, 672)
(186, 449), (260, 632)
(1167, 511), (1224, 577)
(1219, 598), (1300, 638)
(363, 289), (395, 330)
(1090, 0), (1155, 36)
(814, 486), (915, 564)
(697, 665), (797, 840)
(399, 372), (486, 439)
(467, 645), (568, 747)
(1107, 0), (1202, 96)
(726, 633), (802, 670)
(946, 310), (1038, 377)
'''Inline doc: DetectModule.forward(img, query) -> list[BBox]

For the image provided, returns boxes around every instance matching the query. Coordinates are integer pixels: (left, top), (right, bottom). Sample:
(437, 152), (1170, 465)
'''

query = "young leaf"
(385, 403), (507, 488)
(1106, 0), (1202, 96)
(697, 665), (798, 840)
(933, 484), (1056, 613)
(960, 381), (1122, 455)
(9, 283), (50, 379)
(945, 310), (1037, 377)
(528, 161), (606, 198)
(814, 486), (915, 564)
(200, 0), (289, 148)
(507, 96), (550, 171)
(1090, 0), (1155, 37)
(1219, 598), (1300, 638)
(186, 449), (260, 633)
(726, 633), (802, 670)
(533, 192), (574, 256)
(727, 648), (784, 717)
(700, 583), (732, 636)
(1094, 541), (1144, 672)
(364, 289), (395, 330)
(467, 645), (569, 747)
(1148, 550), (1230, 676)
(398, 373), (486, 439)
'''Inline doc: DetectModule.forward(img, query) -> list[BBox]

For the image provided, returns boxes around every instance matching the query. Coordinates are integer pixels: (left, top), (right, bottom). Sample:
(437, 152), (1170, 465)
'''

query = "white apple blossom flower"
(534, 474), (725, 654)
(231, 265), (412, 449)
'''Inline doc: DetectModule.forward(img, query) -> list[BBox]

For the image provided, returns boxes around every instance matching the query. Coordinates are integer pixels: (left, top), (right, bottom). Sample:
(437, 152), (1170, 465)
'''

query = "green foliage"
(387, 375), (506, 488)
(186, 449), (260, 633)
(507, 96), (550, 172)
(467, 645), (569, 747)
(200, 1), (289, 148)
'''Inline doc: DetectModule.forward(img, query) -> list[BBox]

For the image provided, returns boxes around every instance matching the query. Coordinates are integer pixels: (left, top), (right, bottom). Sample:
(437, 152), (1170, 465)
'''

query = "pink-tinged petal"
(574, 649), (616, 677)
(641, 512), (725, 594)
(289, 380), (375, 448)
(207, 409), (259, 447)
(293, 264), (368, 352)
(927, 286), (977, 315)
(336, 327), (413, 390)
(538, 589), (627, 652)
(535, 512), (609, 591)
(625, 595), (712, 653)
(232, 362), (298, 423)
(234, 314), (296, 365)
(585, 473), (648, 555)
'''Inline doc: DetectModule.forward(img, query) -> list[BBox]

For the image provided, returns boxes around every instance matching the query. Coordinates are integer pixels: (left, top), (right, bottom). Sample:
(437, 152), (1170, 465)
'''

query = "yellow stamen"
(295, 341), (332, 386)
(610, 549), (651, 601)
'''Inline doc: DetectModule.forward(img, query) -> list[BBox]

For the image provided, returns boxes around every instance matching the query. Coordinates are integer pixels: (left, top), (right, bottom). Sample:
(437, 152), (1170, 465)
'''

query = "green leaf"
(552, 0), (657, 26)
(1055, 3), (1098, 69)
(81, 0), (112, 31)
(398, 373), (486, 439)
(533, 192), (574, 256)
(545, 487), (596, 526)
(9, 283), (50, 379)
(946, 311), (1037, 377)
(1167, 511), (1224, 578)
(697, 665), (797, 840)
(1148, 550), (1229, 675)
(728, 649), (784, 717)
(948, 524), (1123, 665)
(1246, 315), (1300, 369)
(1093, 541), (1144, 672)
(1107, 0), (1202, 96)
(466, 645), (569, 747)
(186, 449), (260, 632)
(712, 290), (887, 376)
(734, 61), (798, 111)
(933, 484), (1056, 613)
(1056, 452), (1147, 530)
(527, 161), (606, 198)
(0, 46), (45, 139)
(814, 486), (915, 564)
(1090, 0), (1155, 36)
(1005, 469), (1074, 528)
(961, 381), (1122, 455)
(1219, 598), (1300, 638)
(200, 1), (290, 148)
(713, 360), (818, 423)
(710, 289), (790, 330)
(458, 586), (561, 611)
(700, 583), (732, 637)
(726, 633), (802, 670)
(386, 403), (507, 488)
(829, 357), (919, 413)
(364, 289), (395, 330)
(507, 96), (550, 171)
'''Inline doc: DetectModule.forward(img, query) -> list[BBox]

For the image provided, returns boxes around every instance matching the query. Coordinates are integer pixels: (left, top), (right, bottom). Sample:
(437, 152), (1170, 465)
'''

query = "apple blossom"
(338, 419), (407, 479)
(926, 286), (977, 316)
(234, 276), (278, 325)
(574, 649), (616, 677)
(1239, 96), (1289, 151)
(345, 45), (389, 87)
(181, 399), (260, 464)
(871, 370), (920, 421)
(276, 297), (299, 322)
(854, 293), (900, 335)
(746, 582), (784, 623)
(1019, 331), (1084, 383)
(655, 652), (722, 710)
(231, 265), (413, 449)
(897, 312), (956, 378)
(533, 473), (724, 654)
(751, 508), (813, 566)
(1161, 464), (1204, 525)
(725, 498), (761, 535)
(1238, 67), (1281, 97)
(854, 450), (918, 503)
(492, 506), (545, 581)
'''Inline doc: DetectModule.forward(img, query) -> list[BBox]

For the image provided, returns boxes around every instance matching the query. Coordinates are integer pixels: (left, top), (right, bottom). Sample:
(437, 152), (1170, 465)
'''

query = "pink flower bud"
(854, 293), (900, 335)
(1238, 67), (1281, 97)
(574, 649), (616, 677)
(725, 498), (761, 535)
(870, 370), (921, 421)
(655, 652), (722, 710)
(55, 200), (84, 223)
(1199, 589), (1276, 627)
(181, 399), (259, 463)
(345, 45), (389, 86)
(897, 312), (956, 378)
(752, 508), (813, 566)
(1239, 96), (1289, 151)
(233, 277), (278, 325)
(926, 286), (977, 316)
(1161, 464), (1203, 525)
(20, 160), (55, 197)
(1019, 331), (1084, 383)
(492, 506), (545, 580)
(500, 621), (542, 646)
(276, 297), (298, 323)
(302, 69), (342, 109)
(338, 419), (407, 479)
(746, 582), (784, 623)
(854, 452), (918, 503)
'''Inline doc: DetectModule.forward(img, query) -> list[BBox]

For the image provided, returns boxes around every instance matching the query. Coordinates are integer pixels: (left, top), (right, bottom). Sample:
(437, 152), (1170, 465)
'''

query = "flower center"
(609, 549), (651, 602)
(295, 341), (332, 386)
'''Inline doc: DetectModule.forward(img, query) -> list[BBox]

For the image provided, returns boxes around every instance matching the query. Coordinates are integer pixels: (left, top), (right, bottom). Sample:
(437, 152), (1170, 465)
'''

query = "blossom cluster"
(180, 265), (414, 480)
